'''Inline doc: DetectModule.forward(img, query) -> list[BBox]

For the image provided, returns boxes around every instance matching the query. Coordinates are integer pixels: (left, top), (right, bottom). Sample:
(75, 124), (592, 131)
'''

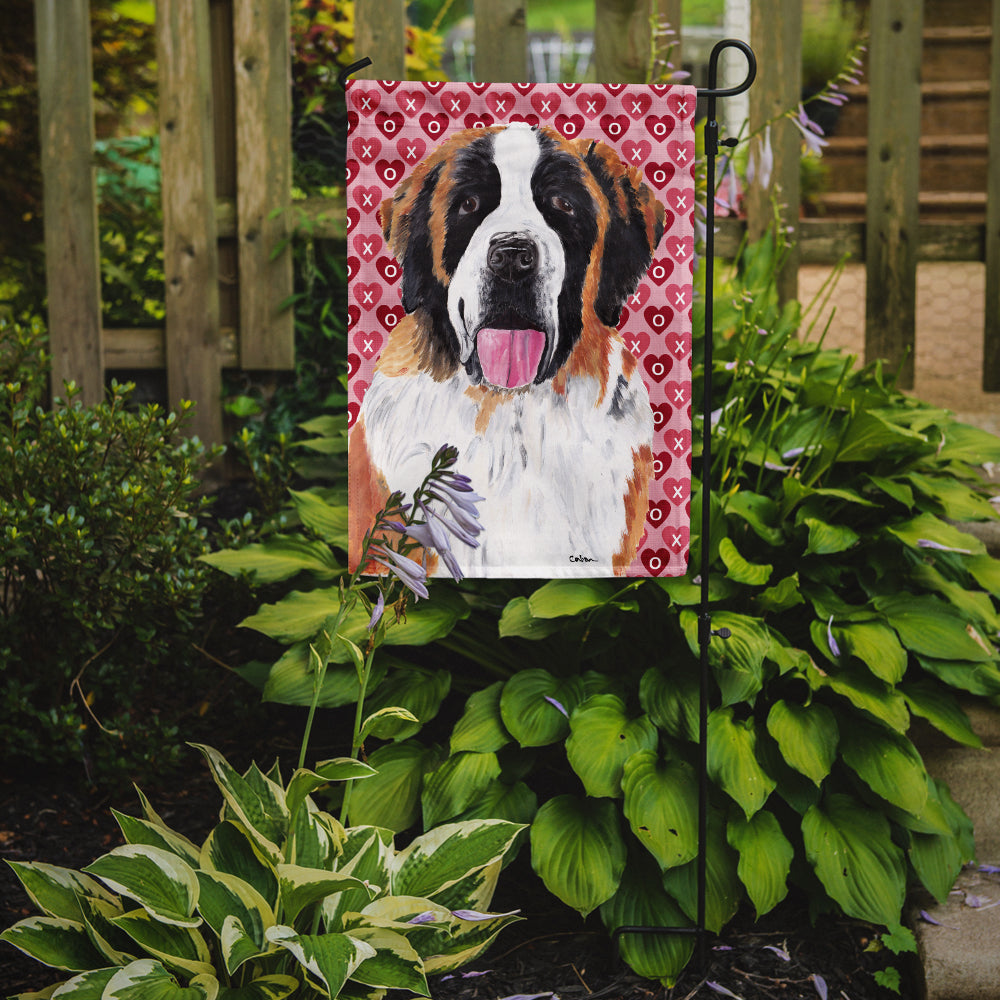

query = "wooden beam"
(594, 0), (653, 83)
(354, 0), (406, 81)
(746, 0), (802, 305)
(34, 0), (103, 405)
(864, 0), (923, 389)
(983, 0), (1000, 390)
(654, 0), (683, 79)
(473, 0), (527, 81)
(233, 0), (294, 369)
(157, 0), (223, 444)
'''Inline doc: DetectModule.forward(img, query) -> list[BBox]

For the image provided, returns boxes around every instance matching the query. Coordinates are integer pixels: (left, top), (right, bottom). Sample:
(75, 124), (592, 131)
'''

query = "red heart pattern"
(346, 79), (697, 577)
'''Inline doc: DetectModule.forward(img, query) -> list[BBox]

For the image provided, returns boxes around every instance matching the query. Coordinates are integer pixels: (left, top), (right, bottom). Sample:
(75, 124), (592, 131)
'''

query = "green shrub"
(1, 744), (524, 998)
(0, 317), (220, 783)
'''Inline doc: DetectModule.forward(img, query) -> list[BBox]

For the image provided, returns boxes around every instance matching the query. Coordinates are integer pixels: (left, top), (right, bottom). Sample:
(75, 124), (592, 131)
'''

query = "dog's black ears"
(583, 141), (667, 327)
(380, 165), (442, 315)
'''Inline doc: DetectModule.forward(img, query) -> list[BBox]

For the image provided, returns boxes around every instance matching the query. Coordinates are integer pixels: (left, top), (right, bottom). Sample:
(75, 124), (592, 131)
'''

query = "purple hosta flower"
(706, 983), (742, 999)
(827, 616), (842, 658)
(791, 104), (828, 157)
(451, 908), (521, 921)
(407, 911), (438, 925)
(425, 476), (485, 542)
(917, 538), (973, 555)
(763, 944), (791, 962)
(367, 590), (385, 631)
(812, 974), (828, 1000)
(979, 864), (1000, 874)
(369, 544), (429, 600)
(441, 970), (493, 981)
(747, 124), (774, 191)
(715, 156), (741, 215)
(390, 509), (465, 583)
(544, 695), (569, 718)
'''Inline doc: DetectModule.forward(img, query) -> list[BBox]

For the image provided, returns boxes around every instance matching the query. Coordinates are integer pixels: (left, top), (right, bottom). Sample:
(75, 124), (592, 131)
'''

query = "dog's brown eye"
(551, 195), (574, 215)
(458, 195), (480, 216)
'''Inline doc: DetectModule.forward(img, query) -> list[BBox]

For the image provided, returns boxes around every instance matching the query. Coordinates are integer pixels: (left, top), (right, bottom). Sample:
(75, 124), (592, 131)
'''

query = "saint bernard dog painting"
(347, 81), (697, 579)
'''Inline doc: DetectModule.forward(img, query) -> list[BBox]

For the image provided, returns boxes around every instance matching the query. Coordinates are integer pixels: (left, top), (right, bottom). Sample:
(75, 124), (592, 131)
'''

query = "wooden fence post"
(233, 0), (294, 370)
(157, 0), (223, 445)
(864, 0), (923, 389)
(354, 0), (406, 80)
(474, 0), (527, 81)
(983, 0), (1000, 390)
(34, 0), (104, 405)
(746, 0), (801, 306)
(594, 0), (655, 83)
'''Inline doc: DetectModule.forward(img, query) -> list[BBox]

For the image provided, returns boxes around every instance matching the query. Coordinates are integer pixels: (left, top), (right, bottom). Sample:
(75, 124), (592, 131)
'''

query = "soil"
(0, 741), (913, 1000)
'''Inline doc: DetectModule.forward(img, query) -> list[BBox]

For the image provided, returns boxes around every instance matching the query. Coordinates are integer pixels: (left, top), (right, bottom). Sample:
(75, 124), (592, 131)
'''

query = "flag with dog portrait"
(347, 80), (696, 579)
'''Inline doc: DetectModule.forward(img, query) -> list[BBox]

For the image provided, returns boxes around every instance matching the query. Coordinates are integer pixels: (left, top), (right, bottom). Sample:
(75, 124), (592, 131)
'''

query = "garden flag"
(347, 80), (697, 579)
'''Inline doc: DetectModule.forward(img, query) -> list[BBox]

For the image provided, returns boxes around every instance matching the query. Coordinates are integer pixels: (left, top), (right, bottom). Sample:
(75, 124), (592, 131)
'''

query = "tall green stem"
(340, 645), (376, 826)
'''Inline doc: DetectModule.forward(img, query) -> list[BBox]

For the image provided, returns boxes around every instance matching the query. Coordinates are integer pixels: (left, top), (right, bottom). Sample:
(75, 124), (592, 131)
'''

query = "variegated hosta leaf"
(5, 862), (118, 922)
(214, 974), (300, 999)
(599, 854), (694, 987)
(276, 864), (375, 925)
(77, 895), (135, 966)
(83, 846), (200, 928)
(195, 871), (274, 973)
(285, 760), (376, 823)
(765, 700), (838, 786)
(802, 793), (906, 926)
(265, 926), (375, 998)
(424, 859), (501, 916)
(200, 822), (278, 910)
(191, 745), (287, 863)
(621, 751), (699, 871)
(345, 926), (429, 995)
(323, 829), (393, 931)
(112, 810), (202, 868)
(422, 908), (523, 975)
(288, 802), (343, 870)
(47, 966), (118, 997)
(0, 916), (107, 972)
(110, 908), (214, 978)
(391, 820), (524, 901)
(450, 681), (511, 754)
(421, 752), (502, 829)
(565, 695), (658, 799)
(529, 795), (626, 917)
(706, 707), (776, 819)
(102, 959), (218, 999)
(726, 811), (793, 918)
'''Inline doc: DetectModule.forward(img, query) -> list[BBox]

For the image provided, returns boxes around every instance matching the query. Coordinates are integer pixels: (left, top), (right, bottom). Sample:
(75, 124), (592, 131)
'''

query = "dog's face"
(380, 123), (666, 390)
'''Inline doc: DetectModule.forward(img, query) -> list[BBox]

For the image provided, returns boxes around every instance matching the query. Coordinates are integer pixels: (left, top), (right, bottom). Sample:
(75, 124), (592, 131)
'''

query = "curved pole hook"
(698, 38), (757, 99)
(338, 57), (373, 90)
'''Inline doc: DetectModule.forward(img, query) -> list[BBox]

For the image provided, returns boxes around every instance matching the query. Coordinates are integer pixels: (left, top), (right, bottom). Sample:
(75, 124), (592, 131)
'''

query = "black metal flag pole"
(613, 38), (756, 972)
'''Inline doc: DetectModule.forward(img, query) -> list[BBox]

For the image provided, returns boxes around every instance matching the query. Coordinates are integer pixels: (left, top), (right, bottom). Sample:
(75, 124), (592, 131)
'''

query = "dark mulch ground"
(1, 742), (915, 1000)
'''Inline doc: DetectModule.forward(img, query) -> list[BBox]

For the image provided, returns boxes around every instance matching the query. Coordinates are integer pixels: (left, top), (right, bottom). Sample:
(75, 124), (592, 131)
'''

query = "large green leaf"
(265, 926), (374, 997)
(916, 655), (1000, 697)
(834, 621), (908, 684)
(362, 667), (451, 741)
(527, 579), (617, 618)
(718, 537), (772, 586)
(103, 960), (218, 1000)
(599, 854), (694, 987)
(639, 664), (699, 743)
(839, 718), (929, 817)
(566, 695), (658, 798)
(452, 779), (538, 827)
(875, 594), (995, 662)
(727, 811), (793, 917)
(621, 752), (699, 871)
(530, 795), (626, 917)
(450, 682), (511, 754)
(803, 517), (859, 556)
(260, 644), (387, 709)
(802, 794), (906, 926)
(392, 820), (524, 900)
(499, 670), (584, 747)
(707, 708), (776, 818)
(346, 740), (441, 832)
(497, 597), (565, 639)
(901, 680), (982, 748)
(765, 700), (838, 786)
(276, 865), (373, 925)
(4, 862), (118, 923)
(906, 472), (998, 522)
(0, 916), (107, 972)
(200, 535), (341, 584)
(681, 610), (771, 706)
(83, 846), (200, 928)
(288, 488), (349, 546)
(834, 410), (927, 463)
(421, 752), (502, 828)
(886, 512), (985, 556)
(805, 659), (910, 732)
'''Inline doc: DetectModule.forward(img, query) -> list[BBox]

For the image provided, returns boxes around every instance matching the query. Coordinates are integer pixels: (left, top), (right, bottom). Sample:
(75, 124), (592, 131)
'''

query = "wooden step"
(922, 25), (993, 83)
(813, 190), (987, 222)
(921, 0), (992, 28)
(822, 134), (989, 193)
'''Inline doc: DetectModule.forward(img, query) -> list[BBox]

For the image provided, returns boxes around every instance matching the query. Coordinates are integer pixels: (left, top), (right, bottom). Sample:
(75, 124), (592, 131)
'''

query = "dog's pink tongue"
(477, 328), (546, 389)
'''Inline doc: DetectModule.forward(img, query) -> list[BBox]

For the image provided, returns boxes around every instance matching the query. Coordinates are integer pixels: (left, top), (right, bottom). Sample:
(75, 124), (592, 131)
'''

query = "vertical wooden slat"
(864, 0), (923, 389)
(354, 0), (406, 80)
(746, 0), (801, 305)
(157, 0), (223, 444)
(34, 0), (103, 405)
(594, 0), (654, 84)
(474, 0), (527, 81)
(983, 0), (1000, 390)
(233, 0), (294, 369)
(656, 0), (683, 79)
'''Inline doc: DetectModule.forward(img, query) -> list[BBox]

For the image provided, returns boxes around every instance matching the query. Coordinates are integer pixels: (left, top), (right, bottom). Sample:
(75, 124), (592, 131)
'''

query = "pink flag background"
(346, 80), (697, 577)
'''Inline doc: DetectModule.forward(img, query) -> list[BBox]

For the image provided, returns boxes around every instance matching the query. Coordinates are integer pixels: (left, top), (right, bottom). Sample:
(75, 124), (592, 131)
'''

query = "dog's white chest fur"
(360, 354), (652, 577)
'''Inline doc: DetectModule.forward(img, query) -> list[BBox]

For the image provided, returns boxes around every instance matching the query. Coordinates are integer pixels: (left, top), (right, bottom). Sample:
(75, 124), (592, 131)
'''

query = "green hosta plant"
(1, 744), (523, 999)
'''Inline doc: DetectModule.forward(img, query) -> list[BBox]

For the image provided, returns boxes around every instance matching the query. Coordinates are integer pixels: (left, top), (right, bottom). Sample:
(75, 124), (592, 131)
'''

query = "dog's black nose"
(487, 235), (537, 282)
